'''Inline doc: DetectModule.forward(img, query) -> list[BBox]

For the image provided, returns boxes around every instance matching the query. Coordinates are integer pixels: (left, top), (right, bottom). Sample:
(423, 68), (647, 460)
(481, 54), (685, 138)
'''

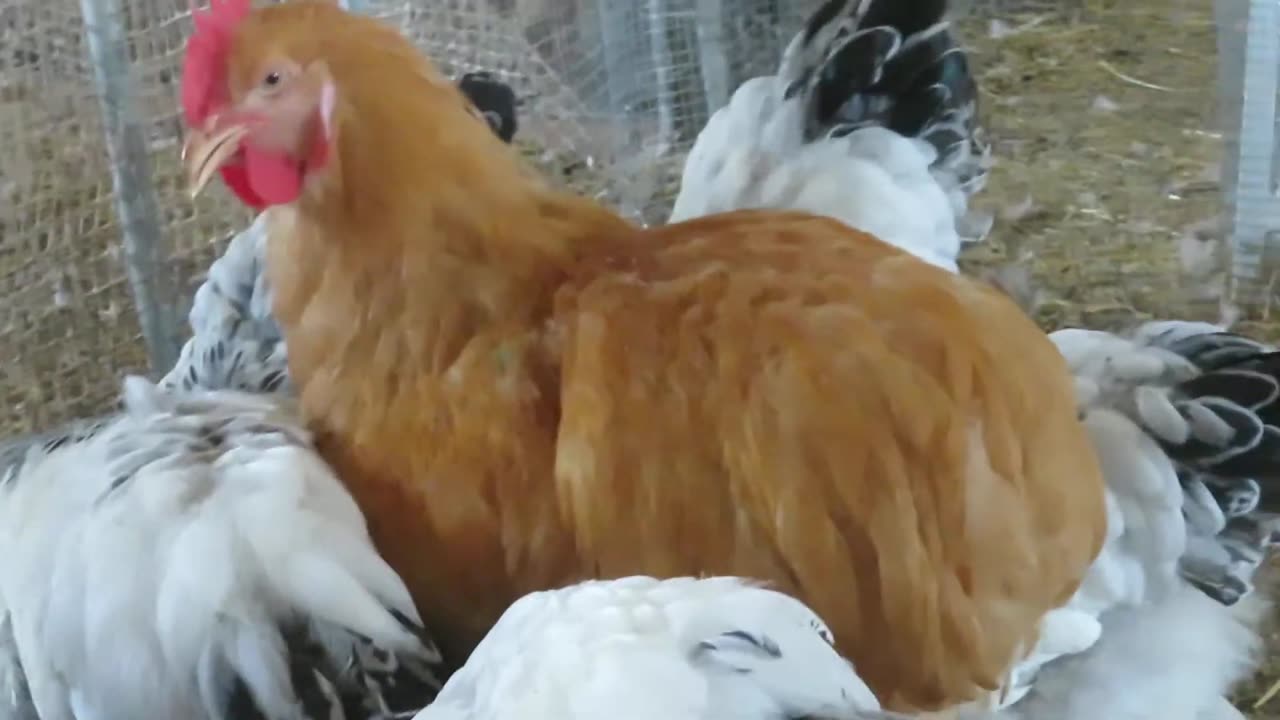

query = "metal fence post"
(647, 0), (675, 147)
(80, 0), (180, 375)
(597, 0), (641, 117)
(694, 0), (729, 117)
(1223, 0), (1280, 297)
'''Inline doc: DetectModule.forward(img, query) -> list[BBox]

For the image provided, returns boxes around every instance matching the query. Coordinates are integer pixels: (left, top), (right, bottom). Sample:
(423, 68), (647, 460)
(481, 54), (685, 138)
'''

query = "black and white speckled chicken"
(0, 375), (441, 720)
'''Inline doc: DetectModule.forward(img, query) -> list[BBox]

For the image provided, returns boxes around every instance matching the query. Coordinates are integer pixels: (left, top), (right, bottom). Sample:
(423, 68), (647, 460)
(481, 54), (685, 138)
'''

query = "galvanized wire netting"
(1, 0), (1231, 442)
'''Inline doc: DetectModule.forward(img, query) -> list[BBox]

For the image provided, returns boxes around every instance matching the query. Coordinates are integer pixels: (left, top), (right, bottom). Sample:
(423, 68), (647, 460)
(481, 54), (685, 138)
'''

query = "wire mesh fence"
(0, 0), (1233, 442)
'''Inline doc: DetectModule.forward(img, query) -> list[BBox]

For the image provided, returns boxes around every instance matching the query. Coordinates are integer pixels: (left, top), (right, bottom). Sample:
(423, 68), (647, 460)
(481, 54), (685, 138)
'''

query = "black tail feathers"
(782, 0), (982, 179)
(1151, 331), (1280, 486)
(458, 71), (520, 144)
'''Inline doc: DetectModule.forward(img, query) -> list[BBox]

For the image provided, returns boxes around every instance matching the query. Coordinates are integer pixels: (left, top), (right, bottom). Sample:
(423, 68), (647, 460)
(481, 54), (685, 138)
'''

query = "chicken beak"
(183, 120), (251, 199)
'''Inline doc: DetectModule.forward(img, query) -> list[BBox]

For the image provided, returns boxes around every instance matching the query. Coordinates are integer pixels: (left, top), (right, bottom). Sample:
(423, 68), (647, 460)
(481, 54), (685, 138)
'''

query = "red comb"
(181, 0), (252, 126)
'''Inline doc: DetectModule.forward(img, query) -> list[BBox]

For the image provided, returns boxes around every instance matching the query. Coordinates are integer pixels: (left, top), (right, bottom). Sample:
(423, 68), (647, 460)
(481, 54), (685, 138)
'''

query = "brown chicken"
(180, 0), (1107, 710)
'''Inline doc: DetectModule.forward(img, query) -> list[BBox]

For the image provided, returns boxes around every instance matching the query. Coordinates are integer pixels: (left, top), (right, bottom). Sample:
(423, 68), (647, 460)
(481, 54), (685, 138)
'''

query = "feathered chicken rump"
(670, 0), (992, 272)
(415, 576), (890, 720)
(179, 0), (1106, 711)
(0, 372), (442, 719)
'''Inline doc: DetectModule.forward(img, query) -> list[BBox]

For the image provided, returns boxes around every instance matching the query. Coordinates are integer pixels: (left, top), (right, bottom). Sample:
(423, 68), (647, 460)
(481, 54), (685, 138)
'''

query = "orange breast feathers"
(550, 210), (1108, 711)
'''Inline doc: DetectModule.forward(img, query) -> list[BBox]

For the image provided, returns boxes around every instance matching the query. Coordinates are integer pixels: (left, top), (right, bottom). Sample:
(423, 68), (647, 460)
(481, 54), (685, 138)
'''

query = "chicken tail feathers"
(1050, 322), (1280, 612)
(1135, 323), (1280, 484)
(664, 0), (992, 268)
(458, 71), (519, 144)
(781, 0), (990, 205)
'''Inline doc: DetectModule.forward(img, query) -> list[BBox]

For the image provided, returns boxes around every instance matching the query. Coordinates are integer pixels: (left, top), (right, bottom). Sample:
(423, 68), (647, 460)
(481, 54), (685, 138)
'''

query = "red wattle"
(219, 162), (266, 210)
(244, 148), (304, 206)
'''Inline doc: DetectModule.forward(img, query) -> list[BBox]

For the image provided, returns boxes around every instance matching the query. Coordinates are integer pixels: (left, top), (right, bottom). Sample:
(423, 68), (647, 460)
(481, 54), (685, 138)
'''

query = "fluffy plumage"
(413, 577), (888, 720)
(668, 0), (992, 271)
(0, 375), (442, 720)
(162, 213), (287, 395)
(408, 576), (1263, 720)
(1050, 320), (1280, 607)
(0, 593), (36, 720)
(1130, 322), (1280, 483)
(998, 583), (1264, 720)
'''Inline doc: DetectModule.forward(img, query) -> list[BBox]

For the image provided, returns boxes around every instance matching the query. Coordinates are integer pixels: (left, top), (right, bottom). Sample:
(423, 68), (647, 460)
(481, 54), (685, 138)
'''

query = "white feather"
(1000, 583), (1264, 720)
(414, 576), (884, 720)
(0, 376), (436, 720)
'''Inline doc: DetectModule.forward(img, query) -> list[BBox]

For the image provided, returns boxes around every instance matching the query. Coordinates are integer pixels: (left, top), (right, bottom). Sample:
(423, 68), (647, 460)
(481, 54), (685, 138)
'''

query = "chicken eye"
(263, 71), (282, 88)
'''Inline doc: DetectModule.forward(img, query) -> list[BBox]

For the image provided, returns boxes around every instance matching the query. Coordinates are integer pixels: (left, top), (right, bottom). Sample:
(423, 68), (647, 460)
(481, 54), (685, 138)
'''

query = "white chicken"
(989, 319), (1280, 720)
(406, 574), (1262, 720)
(1052, 320), (1280, 605)
(411, 576), (890, 720)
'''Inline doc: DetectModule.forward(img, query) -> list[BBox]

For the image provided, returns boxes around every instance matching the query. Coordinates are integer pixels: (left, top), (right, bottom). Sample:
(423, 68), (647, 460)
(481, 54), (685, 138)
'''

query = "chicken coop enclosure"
(0, 0), (1251, 439)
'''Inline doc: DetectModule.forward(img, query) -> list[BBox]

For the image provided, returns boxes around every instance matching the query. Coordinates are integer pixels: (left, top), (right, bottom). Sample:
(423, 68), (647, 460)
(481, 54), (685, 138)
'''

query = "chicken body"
(162, 212), (289, 395)
(182, 0), (1106, 711)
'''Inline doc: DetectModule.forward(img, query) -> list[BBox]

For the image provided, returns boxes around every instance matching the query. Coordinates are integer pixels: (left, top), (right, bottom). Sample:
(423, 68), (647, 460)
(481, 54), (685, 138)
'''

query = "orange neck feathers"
(261, 40), (629, 439)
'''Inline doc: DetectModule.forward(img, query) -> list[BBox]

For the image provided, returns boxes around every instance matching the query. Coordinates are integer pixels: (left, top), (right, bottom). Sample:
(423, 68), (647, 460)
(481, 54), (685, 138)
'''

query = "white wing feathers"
(1074, 407), (1187, 609)
(1048, 324), (1221, 612)
(0, 376), (440, 720)
(416, 576), (890, 720)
